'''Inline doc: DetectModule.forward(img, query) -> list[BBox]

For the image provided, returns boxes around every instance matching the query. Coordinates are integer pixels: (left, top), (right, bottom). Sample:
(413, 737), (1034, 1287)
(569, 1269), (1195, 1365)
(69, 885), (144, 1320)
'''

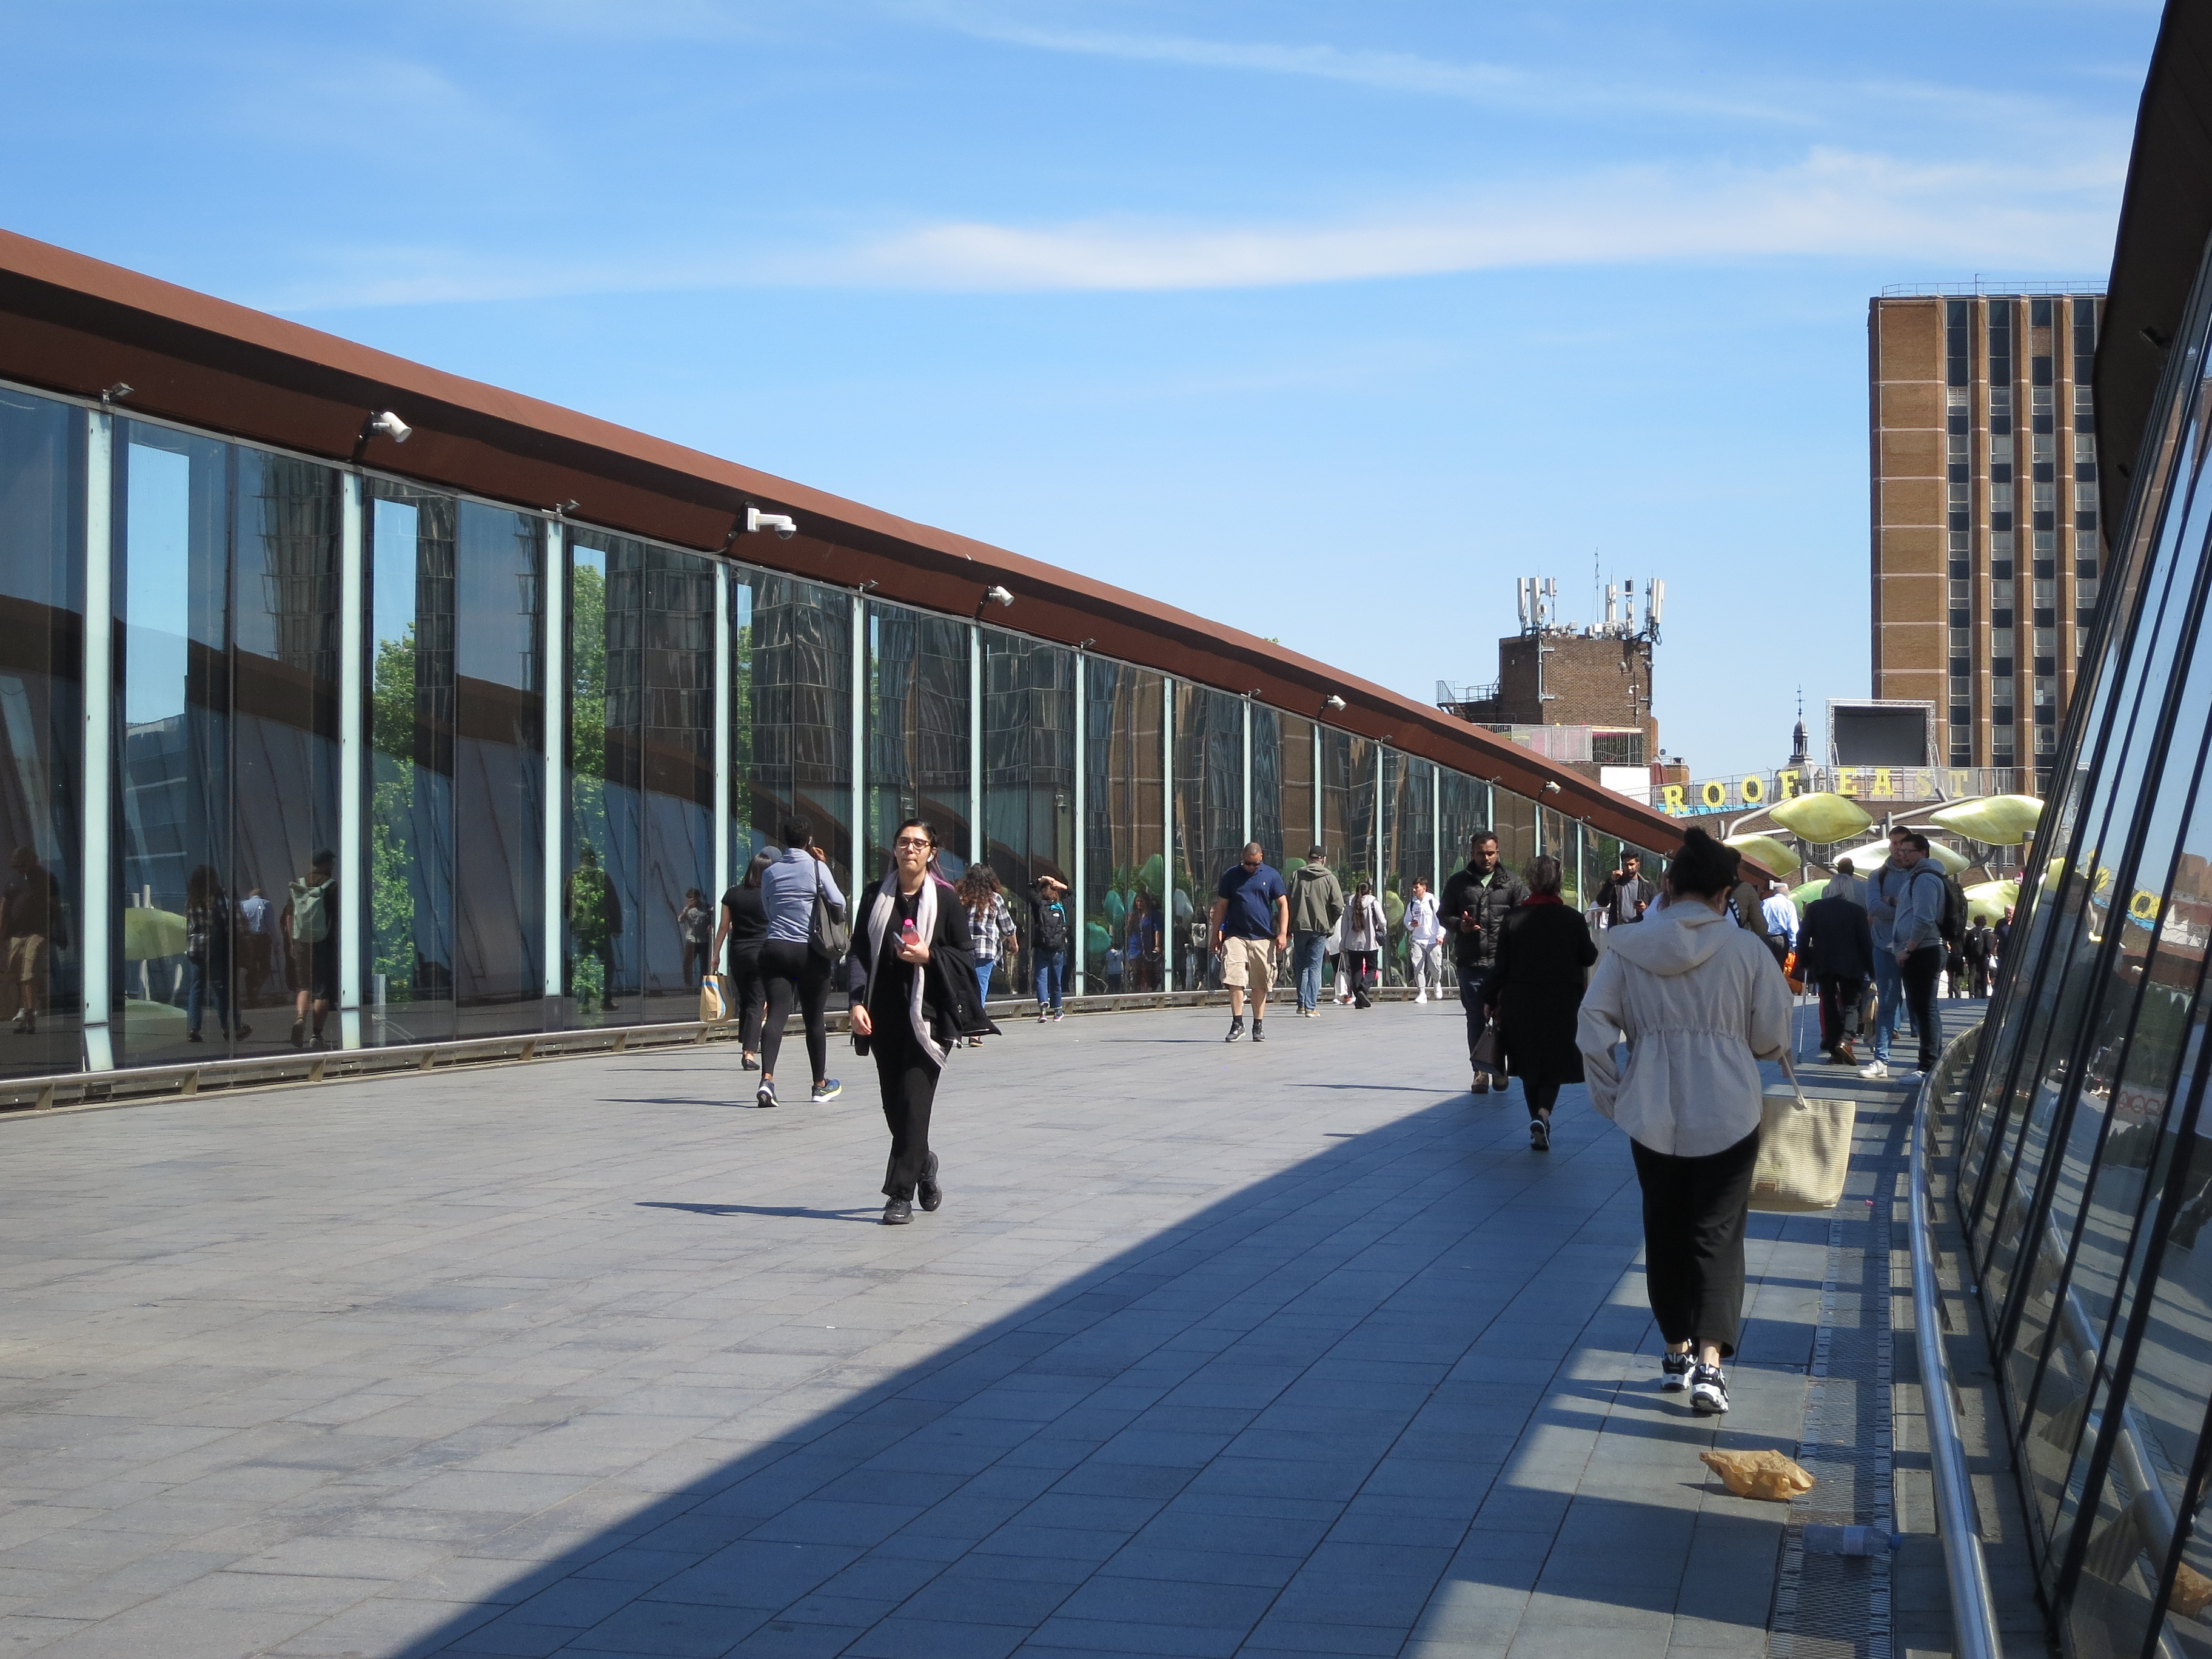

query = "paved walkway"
(0, 998), (1877, 1658)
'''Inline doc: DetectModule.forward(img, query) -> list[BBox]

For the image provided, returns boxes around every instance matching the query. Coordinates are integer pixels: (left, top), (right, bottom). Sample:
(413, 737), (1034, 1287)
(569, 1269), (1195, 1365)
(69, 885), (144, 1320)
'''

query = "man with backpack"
(282, 849), (339, 1050)
(1884, 833), (1948, 1079)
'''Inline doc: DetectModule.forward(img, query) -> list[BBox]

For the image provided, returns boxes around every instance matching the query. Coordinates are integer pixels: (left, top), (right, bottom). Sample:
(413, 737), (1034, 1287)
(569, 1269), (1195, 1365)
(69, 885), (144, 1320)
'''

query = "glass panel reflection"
(1082, 661), (1164, 996)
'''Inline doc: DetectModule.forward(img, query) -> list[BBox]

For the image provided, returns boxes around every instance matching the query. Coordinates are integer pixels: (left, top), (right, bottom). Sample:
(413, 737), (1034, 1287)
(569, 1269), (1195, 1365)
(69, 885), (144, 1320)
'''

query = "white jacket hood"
(1602, 902), (1735, 976)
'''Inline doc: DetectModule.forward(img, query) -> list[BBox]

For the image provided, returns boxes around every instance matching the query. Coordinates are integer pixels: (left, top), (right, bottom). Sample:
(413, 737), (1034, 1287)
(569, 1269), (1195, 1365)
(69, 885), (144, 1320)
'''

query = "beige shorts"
(1219, 935), (1274, 988)
(7, 934), (45, 983)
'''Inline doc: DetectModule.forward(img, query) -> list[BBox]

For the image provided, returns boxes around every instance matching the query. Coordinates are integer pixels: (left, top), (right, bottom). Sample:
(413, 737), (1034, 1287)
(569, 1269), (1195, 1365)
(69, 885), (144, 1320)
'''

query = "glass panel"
(447, 502), (544, 1035)
(983, 631), (1074, 993)
(368, 486), (456, 1044)
(1320, 727), (1375, 999)
(116, 427), (227, 1066)
(564, 531), (640, 1023)
(640, 545), (716, 1016)
(744, 574), (853, 902)
(0, 390), (82, 1076)
(1171, 683), (1243, 992)
(866, 602), (970, 885)
(1381, 754), (1435, 987)
(229, 449), (340, 1047)
(1082, 661), (1164, 996)
(1439, 769), (1492, 880)
(1494, 786), (1538, 874)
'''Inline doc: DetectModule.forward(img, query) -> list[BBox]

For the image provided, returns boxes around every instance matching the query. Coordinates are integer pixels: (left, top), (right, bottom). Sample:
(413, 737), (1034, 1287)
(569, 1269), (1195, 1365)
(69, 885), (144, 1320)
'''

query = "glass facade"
(1951, 232), (2212, 1655)
(0, 381), (1652, 1077)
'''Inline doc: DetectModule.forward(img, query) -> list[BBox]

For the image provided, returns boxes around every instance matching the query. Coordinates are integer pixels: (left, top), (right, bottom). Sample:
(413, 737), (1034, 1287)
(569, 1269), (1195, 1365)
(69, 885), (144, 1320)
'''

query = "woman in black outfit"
(1485, 854), (1598, 1153)
(711, 850), (776, 1071)
(848, 819), (997, 1224)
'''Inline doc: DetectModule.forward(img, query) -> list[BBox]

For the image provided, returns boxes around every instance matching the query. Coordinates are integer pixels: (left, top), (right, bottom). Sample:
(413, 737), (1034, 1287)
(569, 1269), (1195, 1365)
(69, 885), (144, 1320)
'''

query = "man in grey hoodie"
(1287, 847), (1345, 1018)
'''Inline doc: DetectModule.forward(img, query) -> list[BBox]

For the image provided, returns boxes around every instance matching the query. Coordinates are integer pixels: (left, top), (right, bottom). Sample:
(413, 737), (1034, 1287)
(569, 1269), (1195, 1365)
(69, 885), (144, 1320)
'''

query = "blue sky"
(1, 1), (2159, 776)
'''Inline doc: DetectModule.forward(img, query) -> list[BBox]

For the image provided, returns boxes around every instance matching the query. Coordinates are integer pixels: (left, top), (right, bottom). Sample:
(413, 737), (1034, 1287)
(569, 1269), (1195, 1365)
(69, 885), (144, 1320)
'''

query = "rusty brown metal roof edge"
(0, 226), (1687, 853)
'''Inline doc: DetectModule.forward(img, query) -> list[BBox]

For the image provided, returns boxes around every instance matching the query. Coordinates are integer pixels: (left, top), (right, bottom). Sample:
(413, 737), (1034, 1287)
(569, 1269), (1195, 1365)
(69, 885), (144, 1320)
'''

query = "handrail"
(1912, 1061), (2004, 1659)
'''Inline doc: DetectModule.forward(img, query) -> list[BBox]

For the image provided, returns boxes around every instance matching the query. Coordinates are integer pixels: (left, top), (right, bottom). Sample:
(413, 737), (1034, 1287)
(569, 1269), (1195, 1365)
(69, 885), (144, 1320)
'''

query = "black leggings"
(729, 947), (766, 1053)
(1631, 1127), (1761, 1359)
(759, 939), (830, 1085)
(873, 1017), (941, 1199)
(1524, 1080), (1561, 1118)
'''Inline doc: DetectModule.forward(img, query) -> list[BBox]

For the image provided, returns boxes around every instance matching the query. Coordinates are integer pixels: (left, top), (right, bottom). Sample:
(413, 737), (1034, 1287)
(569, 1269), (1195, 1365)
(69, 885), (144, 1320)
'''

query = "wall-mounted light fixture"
(99, 383), (133, 404)
(1543, 780), (1562, 794)
(1078, 638), (1097, 651)
(743, 504), (797, 540)
(976, 585), (1013, 618)
(551, 499), (578, 517)
(354, 409), (412, 463)
(858, 579), (878, 594)
(1324, 694), (1347, 711)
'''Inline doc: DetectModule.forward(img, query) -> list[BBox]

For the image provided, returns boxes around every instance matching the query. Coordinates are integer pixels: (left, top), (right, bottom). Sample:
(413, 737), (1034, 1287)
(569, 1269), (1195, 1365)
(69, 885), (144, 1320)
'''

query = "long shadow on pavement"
(354, 1087), (1825, 1659)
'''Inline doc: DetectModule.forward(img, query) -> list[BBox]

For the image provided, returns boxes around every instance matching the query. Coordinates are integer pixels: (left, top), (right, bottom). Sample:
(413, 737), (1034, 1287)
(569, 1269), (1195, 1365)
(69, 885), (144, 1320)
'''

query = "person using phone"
(848, 820), (997, 1225)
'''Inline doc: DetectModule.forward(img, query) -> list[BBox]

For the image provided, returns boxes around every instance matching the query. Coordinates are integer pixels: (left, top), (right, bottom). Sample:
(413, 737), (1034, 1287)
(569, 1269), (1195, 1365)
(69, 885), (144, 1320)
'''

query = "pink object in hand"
(900, 919), (919, 944)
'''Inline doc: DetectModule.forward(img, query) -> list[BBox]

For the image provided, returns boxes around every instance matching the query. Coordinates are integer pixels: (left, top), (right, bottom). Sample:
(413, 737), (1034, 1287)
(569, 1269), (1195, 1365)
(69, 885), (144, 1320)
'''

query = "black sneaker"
(756, 1079), (778, 1109)
(1529, 1117), (1550, 1151)
(1660, 1352), (1693, 1392)
(882, 1198), (913, 1225)
(1251, 1021), (1265, 1043)
(1225, 1017), (1244, 1044)
(1691, 1364), (1729, 1415)
(917, 1151), (942, 1213)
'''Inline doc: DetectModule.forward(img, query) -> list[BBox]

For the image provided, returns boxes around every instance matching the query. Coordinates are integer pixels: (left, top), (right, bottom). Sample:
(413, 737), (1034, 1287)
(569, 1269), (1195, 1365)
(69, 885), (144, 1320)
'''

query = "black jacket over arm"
(847, 883), (1000, 1056)
(1483, 902), (1598, 1087)
(1797, 895), (1875, 982)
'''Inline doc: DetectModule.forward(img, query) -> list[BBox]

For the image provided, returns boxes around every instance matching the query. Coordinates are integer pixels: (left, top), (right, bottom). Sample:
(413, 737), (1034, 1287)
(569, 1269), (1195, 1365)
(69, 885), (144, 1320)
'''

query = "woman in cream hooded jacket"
(1577, 846), (1792, 1413)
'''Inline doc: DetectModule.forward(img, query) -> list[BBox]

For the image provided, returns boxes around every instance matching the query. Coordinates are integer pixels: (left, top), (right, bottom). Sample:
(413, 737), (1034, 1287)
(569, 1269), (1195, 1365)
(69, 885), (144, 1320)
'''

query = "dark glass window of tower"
(1946, 300), (1971, 387)
(1988, 301), (2014, 390)
(2073, 296), (2098, 389)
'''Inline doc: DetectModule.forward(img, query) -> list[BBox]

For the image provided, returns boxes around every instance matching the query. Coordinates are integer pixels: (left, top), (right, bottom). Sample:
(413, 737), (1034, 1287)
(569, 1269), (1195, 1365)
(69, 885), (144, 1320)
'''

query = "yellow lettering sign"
(1873, 768), (1894, 796)
(1701, 780), (1728, 809)
(1662, 785), (1686, 813)
(1838, 769), (1858, 796)
(1741, 775), (1766, 804)
(1778, 769), (1801, 799)
(2131, 890), (2162, 921)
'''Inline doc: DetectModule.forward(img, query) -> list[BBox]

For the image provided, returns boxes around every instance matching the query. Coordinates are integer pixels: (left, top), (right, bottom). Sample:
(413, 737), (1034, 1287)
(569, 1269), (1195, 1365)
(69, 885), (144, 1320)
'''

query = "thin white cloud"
(924, 12), (1808, 124)
(260, 149), (2123, 311)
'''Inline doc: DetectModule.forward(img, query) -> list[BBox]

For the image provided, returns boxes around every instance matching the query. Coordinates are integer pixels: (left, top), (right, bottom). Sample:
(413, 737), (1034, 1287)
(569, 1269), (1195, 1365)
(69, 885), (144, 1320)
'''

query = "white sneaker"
(1691, 1364), (1730, 1415)
(1660, 1352), (1692, 1392)
(1858, 1060), (1890, 1079)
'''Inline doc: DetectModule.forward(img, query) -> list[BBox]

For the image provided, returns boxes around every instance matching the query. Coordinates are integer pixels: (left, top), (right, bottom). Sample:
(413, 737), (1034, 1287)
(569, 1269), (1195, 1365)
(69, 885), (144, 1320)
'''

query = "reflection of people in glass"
(1127, 891), (1160, 993)
(757, 817), (846, 1108)
(236, 885), (273, 1007)
(183, 865), (249, 1044)
(2, 846), (59, 1036)
(677, 887), (711, 988)
(567, 845), (622, 1012)
(954, 863), (1017, 1013)
(282, 850), (339, 1049)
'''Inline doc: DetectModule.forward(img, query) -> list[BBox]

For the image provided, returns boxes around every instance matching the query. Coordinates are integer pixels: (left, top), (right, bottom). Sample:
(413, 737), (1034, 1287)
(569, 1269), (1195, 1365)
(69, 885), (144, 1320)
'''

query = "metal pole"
(850, 592), (865, 891)
(712, 562), (730, 908)
(1163, 678), (1175, 990)
(970, 623), (984, 868)
(1073, 652), (1087, 996)
(542, 521), (566, 1002)
(1910, 1076), (2002, 1659)
(81, 409), (114, 1072)
(1241, 697), (1253, 848)
(338, 474), (365, 1048)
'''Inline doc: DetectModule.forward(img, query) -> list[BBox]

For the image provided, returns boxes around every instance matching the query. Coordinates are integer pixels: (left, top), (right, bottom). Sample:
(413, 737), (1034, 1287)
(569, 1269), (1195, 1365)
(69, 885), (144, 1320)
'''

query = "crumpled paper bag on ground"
(2171, 1562), (2212, 1618)
(1700, 1448), (1816, 1501)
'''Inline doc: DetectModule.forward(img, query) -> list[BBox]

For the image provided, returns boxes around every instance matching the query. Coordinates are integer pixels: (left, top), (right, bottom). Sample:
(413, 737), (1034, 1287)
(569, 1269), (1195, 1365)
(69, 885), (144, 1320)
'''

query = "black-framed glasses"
(893, 836), (934, 850)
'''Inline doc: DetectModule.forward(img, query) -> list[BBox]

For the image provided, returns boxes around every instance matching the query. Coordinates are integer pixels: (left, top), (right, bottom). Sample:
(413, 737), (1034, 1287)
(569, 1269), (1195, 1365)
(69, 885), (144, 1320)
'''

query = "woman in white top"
(1336, 879), (1387, 1009)
(1577, 828), (1792, 1416)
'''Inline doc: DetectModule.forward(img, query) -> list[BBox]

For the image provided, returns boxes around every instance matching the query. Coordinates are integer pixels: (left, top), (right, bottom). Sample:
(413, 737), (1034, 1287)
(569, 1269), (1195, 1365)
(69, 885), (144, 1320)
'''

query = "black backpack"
(1035, 900), (1069, 953)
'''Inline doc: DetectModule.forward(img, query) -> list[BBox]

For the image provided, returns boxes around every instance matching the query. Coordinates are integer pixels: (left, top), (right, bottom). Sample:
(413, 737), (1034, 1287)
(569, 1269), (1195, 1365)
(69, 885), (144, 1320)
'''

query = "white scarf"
(864, 870), (948, 1065)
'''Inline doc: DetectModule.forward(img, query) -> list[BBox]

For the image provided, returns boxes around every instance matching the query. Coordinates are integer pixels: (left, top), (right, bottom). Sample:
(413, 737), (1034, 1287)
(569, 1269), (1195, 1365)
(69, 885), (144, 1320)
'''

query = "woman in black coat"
(1484, 854), (1598, 1152)
(847, 819), (999, 1225)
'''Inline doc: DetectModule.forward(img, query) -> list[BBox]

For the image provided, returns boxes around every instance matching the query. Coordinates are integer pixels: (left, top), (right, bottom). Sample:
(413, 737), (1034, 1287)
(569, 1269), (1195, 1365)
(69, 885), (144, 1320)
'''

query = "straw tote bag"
(1748, 1056), (1857, 1212)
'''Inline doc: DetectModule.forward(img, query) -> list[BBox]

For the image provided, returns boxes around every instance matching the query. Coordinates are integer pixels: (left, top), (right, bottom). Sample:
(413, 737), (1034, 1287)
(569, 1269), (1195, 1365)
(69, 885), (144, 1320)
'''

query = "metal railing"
(1914, 1035), (2003, 1659)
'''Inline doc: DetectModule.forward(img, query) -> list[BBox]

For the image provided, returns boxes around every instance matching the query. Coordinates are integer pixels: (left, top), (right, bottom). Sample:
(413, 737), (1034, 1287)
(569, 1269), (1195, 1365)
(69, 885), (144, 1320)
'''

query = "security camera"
(367, 411), (412, 444)
(745, 506), (798, 540)
(985, 585), (1014, 608)
(1324, 694), (1347, 711)
(1543, 780), (1562, 794)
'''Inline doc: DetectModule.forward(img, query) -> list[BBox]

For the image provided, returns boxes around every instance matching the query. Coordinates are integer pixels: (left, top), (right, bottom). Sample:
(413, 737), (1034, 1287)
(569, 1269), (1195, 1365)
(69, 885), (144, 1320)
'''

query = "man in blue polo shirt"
(1212, 842), (1290, 1045)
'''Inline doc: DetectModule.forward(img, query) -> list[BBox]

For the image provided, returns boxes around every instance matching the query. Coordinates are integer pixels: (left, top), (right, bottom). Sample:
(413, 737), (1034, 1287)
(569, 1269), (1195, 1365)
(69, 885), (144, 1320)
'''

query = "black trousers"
(872, 1017), (941, 1199)
(1631, 1127), (1761, 1359)
(760, 939), (830, 1084)
(1456, 965), (1493, 1067)
(1817, 974), (1864, 1051)
(729, 947), (767, 1053)
(1900, 945), (1943, 1070)
(1525, 1079), (1561, 1118)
